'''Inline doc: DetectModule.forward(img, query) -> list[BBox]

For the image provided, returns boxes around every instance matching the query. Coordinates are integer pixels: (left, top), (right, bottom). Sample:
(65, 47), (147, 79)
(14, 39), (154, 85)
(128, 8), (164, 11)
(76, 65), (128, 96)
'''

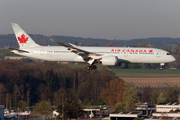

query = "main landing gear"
(86, 65), (97, 70)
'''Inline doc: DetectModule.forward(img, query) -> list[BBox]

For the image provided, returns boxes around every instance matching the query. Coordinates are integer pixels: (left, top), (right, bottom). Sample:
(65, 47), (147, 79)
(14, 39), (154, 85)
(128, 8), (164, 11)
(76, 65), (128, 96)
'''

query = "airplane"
(10, 23), (176, 70)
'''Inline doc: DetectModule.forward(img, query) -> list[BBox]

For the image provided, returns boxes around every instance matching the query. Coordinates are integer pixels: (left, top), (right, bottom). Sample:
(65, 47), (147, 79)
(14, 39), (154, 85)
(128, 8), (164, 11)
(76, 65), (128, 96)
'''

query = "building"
(144, 102), (180, 119)
(4, 111), (31, 120)
(145, 116), (180, 120)
(105, 43), (117, 47)
(153, 112), (180, 117)
(108, 102), (180, 120)
(53, 110), (59, 118)
(156, 102), (180, 112)
(136, 102), (156, 116)
(77, 43), (85, 46)
(110, 111), (143, 120)
(83, 108), (102, 118)
(0, 106), (4, 120)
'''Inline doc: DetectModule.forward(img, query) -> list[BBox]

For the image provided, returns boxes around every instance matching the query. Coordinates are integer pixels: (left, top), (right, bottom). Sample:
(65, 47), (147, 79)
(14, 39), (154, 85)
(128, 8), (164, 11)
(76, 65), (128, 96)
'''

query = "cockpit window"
(167, 53), (170, 55)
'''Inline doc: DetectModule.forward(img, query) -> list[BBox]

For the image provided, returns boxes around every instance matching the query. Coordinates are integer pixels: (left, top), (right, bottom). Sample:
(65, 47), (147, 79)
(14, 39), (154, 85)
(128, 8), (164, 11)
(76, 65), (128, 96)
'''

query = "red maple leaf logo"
(18, 34), (28, 43)
(149, 50), (153, 53)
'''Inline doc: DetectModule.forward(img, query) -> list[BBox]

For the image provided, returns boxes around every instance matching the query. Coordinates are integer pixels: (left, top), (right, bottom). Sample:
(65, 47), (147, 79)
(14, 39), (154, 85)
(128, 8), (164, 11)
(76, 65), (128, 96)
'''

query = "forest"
(1, 34), (180, 48)
(0, 60), (123, 110)
(0, 59), (179, 112)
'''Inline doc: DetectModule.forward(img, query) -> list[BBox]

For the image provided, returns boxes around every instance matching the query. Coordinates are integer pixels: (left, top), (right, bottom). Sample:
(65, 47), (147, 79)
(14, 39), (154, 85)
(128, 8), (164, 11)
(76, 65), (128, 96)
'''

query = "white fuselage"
(13, 46), (175, 64)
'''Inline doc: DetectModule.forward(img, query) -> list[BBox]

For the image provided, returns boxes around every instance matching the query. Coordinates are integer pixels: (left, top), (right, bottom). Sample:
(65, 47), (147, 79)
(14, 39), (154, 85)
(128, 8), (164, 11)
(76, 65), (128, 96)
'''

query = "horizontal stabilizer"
(9, 48), (29, 53)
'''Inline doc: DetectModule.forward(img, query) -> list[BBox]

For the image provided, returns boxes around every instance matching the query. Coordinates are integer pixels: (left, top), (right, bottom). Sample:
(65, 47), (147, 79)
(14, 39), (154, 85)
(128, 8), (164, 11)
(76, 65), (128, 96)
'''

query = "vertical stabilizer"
(11, 23), (40, 48)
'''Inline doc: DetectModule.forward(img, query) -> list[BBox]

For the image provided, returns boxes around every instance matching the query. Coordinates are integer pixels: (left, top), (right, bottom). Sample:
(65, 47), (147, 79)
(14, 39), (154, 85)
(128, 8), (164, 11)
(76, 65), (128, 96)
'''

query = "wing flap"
(50, 39), (102, 64)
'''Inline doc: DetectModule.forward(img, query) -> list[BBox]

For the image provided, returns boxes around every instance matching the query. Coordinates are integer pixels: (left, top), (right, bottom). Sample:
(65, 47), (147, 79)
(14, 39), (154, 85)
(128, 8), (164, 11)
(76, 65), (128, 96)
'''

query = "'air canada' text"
(111, 49), (153, 53)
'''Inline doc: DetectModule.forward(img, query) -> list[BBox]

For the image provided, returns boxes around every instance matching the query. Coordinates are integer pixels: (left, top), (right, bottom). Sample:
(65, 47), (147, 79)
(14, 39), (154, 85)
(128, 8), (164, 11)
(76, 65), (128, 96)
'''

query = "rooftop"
(145, 116), (180, 120)
(157, 102), (180, 105)
(110, 111), (142, 117)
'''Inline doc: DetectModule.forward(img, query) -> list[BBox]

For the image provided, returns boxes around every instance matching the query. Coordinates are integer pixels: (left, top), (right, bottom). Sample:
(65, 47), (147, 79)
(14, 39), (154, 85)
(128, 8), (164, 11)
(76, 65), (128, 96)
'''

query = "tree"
(166, 88), (177, 103)
(151, 92), (158, 106)
(57, 94), (83, 119)
(45, 69), (56, 91)
(26, 83), (31, 108)
(113, 87), (140, 111)
(54, 88), (67, 106)
(0, 60), (120, 107)
(18, 100), (27, 111)
(19, 84), (25, 101)
(38, 84), (48, 101)
(142, 86), (152, 103)
(123, 87), (139, 111)
(35, 101), (52, 117)
(13, 84), (20, 108)
(157, 93), (166, 104)
(100, 78), (126, 106)
(0, 83), (6, 105)
(114, 102), (124, 111)
(138, 43), (148, 47)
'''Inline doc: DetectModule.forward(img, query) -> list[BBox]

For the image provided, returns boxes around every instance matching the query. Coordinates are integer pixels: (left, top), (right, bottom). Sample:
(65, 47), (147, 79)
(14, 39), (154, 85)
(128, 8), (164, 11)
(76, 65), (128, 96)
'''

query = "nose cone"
(171, 55), (176, 62)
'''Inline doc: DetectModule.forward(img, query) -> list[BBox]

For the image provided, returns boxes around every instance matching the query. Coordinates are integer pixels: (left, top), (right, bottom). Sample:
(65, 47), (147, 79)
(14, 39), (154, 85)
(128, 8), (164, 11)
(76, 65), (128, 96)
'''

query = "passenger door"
(157, 51), (161, 58)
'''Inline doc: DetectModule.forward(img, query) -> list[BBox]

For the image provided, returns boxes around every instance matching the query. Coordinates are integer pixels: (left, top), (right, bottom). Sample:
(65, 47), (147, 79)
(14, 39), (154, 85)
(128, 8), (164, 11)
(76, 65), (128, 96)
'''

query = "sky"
(1, 0), (180, 40)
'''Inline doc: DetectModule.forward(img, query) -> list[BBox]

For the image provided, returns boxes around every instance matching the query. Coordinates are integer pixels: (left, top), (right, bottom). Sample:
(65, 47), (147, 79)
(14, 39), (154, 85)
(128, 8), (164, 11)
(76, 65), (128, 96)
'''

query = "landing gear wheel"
(86, 66), (91, 70)
(92, 66), (97, 70)
(86, 65), (97, 70)
(159, 67), (163, 70)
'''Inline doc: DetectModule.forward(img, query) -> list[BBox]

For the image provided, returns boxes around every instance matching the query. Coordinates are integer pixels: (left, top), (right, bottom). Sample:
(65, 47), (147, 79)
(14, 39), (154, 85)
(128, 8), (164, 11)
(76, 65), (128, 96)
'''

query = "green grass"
(68, 63), (180, 77)
(110, 68), (180, 77)
(0, 48), (18, 56)
(111, 68), (180, 77)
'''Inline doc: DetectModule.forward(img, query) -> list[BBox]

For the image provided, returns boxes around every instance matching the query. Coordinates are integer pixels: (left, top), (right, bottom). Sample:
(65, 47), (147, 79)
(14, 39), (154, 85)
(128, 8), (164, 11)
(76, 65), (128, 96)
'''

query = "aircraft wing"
(50, 39), (102, 65)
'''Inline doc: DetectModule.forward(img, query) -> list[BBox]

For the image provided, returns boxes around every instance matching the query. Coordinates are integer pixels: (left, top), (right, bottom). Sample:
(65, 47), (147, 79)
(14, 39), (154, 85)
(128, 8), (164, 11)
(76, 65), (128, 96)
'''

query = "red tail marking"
(18, 34), (28, 43)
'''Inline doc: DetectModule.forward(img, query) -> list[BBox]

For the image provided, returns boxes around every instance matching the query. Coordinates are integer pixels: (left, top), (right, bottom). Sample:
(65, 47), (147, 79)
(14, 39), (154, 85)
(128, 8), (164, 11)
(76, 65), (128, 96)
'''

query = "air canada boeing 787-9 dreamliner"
(10, 23), (176, 70)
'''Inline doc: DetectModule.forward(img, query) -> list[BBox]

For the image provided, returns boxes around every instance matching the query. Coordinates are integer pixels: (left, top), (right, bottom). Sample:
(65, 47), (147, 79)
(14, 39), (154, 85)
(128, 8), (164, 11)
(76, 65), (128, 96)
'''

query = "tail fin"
(11, 23), (40, 48)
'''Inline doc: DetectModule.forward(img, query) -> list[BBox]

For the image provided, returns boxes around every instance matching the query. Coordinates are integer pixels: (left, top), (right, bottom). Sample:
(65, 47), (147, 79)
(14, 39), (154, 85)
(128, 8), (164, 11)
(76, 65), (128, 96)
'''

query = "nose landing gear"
(159, 63), (164, 70)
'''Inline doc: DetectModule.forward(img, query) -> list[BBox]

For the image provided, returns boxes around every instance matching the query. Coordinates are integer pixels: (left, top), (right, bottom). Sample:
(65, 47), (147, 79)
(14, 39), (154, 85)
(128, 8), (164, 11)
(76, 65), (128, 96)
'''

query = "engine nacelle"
(101, 56), (118, 66)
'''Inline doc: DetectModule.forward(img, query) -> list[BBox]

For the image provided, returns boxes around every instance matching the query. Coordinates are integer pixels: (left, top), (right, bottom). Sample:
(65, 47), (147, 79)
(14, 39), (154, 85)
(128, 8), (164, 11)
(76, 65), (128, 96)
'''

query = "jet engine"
(101, 56), (118, 66)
